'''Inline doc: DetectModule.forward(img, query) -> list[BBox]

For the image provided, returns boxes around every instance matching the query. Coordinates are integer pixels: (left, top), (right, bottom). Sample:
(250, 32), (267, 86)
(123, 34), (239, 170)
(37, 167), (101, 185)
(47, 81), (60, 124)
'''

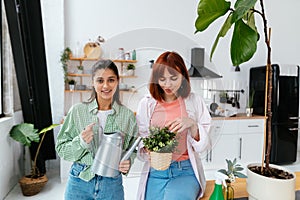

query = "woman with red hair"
(136, 51), (212, 200)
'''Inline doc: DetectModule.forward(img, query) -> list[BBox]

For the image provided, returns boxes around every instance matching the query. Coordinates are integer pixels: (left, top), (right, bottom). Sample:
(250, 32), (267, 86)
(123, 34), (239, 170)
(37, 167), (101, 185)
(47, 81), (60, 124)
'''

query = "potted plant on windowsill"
(195, 0), (296, 199)
(142, 127), (178, 170)
(9, 123), (59, 196)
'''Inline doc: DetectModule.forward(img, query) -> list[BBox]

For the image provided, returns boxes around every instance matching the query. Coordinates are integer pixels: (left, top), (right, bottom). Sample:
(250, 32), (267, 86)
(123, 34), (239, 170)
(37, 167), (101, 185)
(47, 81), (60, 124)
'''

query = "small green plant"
(60, 47), (72, 83)
(218, 158), (247, 183)
(68, 79), (76, 85)
(142, 127), (178, 153)
(9, 123), (59, 178)
(126, 64), (136, 70)
(77, 65), (84, 71)
(247, 89), (255, 108)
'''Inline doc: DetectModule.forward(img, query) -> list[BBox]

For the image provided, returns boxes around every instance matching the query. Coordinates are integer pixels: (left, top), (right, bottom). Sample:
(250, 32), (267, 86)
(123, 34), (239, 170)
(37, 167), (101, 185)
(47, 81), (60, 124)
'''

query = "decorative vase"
(19, 174), (48, 196)
(247, 163), (296, 200)
(149, 152), (172, 170)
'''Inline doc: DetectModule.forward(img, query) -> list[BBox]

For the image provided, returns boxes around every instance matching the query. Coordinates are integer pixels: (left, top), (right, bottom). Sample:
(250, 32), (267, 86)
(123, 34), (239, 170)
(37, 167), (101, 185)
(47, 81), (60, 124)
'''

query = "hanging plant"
(60, 47), (72, 83)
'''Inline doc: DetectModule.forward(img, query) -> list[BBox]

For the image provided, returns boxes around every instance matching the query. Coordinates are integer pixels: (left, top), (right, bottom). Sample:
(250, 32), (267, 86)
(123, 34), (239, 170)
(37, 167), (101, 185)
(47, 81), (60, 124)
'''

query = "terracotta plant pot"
(247, 163), (296, 200)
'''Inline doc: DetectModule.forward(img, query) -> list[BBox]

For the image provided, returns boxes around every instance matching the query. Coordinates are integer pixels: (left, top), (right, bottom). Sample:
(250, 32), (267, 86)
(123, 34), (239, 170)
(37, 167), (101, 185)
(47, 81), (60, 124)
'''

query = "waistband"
(170, 159), (191, 168)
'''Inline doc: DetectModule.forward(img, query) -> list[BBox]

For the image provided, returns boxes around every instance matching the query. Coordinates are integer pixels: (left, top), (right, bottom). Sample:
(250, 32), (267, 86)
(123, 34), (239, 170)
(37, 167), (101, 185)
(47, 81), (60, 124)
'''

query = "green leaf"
(231, 19), (258, 66)
(195, 0), (231, 32)
(218, 169), (228, 175)
(39, 124), (59, 134)
(231, 0), (257, 23)
(210, 14), (234, 61)
(234, 171), (248, 178)
(9, 123), (40, 147)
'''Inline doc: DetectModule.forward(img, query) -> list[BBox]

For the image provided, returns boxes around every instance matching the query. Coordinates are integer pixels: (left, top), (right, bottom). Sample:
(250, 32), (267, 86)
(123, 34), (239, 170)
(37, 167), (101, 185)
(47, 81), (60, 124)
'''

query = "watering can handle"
(120, 136), (142, 162)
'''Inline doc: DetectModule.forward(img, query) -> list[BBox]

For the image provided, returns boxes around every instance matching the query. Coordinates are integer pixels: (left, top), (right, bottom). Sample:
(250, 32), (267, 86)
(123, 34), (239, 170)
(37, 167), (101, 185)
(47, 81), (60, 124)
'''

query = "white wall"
(0, 112), (24, 199)
(42, 0), (300, 182)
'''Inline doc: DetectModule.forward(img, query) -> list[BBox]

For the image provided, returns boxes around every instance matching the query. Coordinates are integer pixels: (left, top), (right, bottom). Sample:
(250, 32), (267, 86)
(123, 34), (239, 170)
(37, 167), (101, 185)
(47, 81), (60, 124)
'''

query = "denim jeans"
(145, 159), (200, 200)
(65, 162), (124, 200)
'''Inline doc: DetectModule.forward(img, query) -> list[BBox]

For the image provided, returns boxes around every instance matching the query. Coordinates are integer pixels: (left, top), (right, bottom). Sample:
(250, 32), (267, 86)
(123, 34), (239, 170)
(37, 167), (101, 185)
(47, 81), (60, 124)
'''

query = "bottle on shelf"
(132, 49), (136, 60)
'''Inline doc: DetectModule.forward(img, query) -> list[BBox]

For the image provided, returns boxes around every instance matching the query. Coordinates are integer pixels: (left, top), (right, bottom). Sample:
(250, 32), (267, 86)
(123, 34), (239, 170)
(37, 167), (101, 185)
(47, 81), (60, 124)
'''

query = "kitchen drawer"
(238, 119), (264, 133)
(211, 120), (238, 135)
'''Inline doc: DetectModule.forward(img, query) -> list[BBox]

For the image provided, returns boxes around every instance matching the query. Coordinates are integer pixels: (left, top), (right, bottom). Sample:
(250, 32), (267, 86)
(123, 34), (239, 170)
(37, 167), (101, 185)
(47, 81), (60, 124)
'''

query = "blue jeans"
(65, 162), (124, 200)
(145, 159), (200, 200)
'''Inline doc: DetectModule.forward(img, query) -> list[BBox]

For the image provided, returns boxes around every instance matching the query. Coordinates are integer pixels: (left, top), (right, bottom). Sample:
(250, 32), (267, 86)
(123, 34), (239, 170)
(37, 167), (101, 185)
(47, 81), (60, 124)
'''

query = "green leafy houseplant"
(9, 123), (59, 196)
(77, 65), (84, 71)
(60, 47), (72, 83)
(218, 158), (247, 183)
(126, 64), (136, 70)
(9, 123), (59, 178)
(68, 79), (76, 85)
(142, 127), (178, 153)
(195, 0), (275, 174)
(247, 89), (255, 108)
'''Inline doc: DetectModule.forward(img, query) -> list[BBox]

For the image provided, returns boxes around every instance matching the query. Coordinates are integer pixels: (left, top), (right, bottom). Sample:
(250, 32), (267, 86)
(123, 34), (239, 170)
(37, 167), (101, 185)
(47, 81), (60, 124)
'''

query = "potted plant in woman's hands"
(9, 123), (59, 196)
(142, 127), (178, 170)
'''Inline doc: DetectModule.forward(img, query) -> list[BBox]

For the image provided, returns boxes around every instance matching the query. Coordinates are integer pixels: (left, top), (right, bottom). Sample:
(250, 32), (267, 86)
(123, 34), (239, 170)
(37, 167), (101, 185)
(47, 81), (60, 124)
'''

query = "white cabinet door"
(238, 119), (264, 165)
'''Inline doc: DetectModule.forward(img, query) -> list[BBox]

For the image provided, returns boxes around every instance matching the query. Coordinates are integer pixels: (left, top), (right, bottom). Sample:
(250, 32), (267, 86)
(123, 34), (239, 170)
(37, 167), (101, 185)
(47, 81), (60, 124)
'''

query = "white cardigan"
(136, 93), (212, 200)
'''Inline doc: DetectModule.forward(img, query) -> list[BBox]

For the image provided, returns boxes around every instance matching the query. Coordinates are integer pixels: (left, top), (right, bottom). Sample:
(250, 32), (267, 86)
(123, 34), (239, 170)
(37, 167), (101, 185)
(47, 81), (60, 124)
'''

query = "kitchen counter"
(212, 113), (266, 120)
(201, 171), (300, 200)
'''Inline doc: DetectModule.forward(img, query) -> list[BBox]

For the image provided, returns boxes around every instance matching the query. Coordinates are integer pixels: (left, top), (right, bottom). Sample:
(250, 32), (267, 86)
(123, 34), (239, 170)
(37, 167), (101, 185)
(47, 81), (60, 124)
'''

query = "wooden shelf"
(68, 73), (91, 77)
(70, 57), (99, 61)
(113, 59), (137, 63)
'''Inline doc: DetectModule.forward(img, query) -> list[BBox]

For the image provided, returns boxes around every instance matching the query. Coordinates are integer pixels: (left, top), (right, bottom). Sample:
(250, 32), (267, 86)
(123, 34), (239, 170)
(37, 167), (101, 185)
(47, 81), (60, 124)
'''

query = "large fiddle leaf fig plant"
(195, 0), (273, 172)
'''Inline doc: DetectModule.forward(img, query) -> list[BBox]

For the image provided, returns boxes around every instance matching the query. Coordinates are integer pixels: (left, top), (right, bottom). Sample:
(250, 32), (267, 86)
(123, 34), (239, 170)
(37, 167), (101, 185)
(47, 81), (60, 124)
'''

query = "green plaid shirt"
(56, 99), (138, 181)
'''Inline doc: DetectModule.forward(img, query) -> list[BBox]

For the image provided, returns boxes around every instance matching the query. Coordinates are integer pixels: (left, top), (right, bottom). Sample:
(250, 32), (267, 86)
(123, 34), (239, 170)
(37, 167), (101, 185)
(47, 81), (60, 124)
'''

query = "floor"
(4, 153), (300, 200)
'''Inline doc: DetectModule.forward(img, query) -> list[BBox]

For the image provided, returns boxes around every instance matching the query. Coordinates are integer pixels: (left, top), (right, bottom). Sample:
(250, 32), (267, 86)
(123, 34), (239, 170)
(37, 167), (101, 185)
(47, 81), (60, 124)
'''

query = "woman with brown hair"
(136, 51), (211, 200)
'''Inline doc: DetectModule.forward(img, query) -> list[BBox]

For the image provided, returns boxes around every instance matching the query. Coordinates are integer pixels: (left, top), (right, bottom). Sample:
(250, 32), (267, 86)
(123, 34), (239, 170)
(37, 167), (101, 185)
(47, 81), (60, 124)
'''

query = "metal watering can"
(91, 131), (141, 177)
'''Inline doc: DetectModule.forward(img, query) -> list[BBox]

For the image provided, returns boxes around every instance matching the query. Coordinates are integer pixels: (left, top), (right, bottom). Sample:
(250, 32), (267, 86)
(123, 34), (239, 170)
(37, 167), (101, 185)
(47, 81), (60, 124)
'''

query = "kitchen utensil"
(210, 94), (219, 113)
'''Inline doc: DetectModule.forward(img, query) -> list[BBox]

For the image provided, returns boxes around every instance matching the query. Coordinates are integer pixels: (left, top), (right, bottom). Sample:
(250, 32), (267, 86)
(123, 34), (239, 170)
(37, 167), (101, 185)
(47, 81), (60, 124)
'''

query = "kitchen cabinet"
(64, 57), (138, 115)
(202, 118), (264, 173)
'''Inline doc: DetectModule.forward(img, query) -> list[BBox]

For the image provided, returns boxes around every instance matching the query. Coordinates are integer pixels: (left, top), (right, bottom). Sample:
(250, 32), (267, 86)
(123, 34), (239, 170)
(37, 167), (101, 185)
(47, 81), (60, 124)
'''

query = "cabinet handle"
(289, 128), (300, 131)
(248, 125), (259, 128)
(239, 137), (242, 159)
(289, 117), (300, 120)
(209, 150), (212, 162)
(206, 150), (209, 162)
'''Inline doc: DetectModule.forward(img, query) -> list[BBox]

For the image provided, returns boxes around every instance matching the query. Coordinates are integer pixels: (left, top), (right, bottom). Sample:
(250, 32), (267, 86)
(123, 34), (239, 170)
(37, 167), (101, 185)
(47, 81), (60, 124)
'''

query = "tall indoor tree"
(194, 0), (273, 172)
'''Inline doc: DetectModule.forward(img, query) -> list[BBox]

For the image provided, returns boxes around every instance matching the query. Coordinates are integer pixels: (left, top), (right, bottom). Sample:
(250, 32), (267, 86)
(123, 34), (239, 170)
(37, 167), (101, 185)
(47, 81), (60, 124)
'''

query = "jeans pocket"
(70, 162), (86, 178)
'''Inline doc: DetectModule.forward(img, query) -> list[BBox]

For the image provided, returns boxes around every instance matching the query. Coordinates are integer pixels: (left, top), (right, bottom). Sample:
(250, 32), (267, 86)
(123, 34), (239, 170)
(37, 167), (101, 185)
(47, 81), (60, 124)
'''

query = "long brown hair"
(86, 60), (121, 105)
(149, 51), (191, 101)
